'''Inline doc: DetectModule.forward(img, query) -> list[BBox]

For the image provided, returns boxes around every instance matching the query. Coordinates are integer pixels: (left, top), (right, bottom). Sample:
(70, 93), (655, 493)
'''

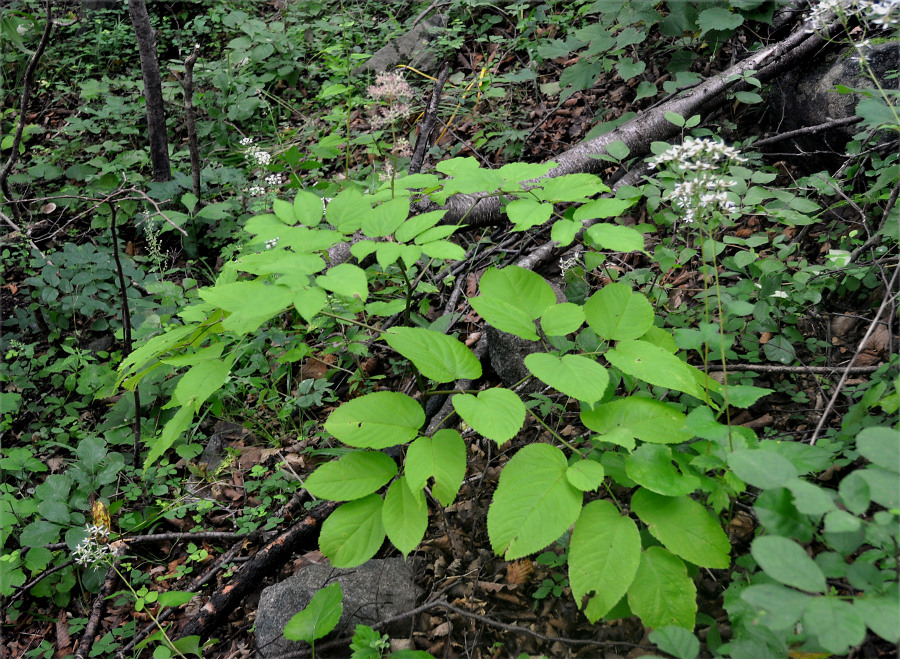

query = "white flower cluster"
(241, 136), (272, 166)
(559, 254), (581, 276)
(647, 137), (747, 172)
(73, 524), (112, 567)
(265, 237), (279, 249)
(807, 0), (900, 31)
(650, 138), (743, 224)
(367, 71), (414, 130)
(669, 175), (739, 223)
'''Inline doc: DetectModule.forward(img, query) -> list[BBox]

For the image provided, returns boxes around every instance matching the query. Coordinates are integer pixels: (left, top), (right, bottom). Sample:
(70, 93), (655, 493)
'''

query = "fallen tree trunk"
(428, 18), (840, 227)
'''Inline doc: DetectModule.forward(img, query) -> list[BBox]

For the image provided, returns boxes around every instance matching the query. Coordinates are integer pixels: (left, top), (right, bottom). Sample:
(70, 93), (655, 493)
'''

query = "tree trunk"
(128, 0), (171, 182)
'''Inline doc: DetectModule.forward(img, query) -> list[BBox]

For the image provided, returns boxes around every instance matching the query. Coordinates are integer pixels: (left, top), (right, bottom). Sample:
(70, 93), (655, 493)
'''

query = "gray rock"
(255, 558), (418, 657)
(352, 15), (447, 77)
(768, 40), (899, 164)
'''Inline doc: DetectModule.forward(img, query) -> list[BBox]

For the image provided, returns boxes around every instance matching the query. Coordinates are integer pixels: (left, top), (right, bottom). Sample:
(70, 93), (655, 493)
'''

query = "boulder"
(255, 558), (418, 657)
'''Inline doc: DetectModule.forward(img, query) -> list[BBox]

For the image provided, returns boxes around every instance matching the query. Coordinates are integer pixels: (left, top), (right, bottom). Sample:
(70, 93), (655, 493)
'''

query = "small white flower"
(265, 237), (280, 249)
(770, 290), (789, 299)
(73, 524), (112, 567)
(239, 136), (254, 146)
(265, 174), (282, 186)
(248, 186), (266, 196)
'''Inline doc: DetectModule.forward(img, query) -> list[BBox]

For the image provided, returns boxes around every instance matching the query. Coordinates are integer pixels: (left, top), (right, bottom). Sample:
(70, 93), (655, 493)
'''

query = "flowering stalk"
(649, 137), (749, 434)
(74, 524), (188, 658)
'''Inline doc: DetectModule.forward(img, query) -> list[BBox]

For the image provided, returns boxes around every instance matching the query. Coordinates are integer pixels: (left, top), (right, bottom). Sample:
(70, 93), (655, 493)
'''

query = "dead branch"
(409, 62), (451, 175)
(424, 20), (838, 227)
(176, 501), (339, 642)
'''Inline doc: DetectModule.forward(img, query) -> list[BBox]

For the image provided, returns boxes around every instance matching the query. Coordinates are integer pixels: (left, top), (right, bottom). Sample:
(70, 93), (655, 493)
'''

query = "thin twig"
(754, 116), (863, 147)
(698, 363), (882, 374)
(0, 209), (51, 264)
(810, 265), (900, 445)
(7, 559), (76, 604)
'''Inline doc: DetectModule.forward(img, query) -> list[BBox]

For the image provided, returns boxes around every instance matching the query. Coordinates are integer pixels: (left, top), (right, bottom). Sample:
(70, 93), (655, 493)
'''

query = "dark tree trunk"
(128, 0), (171, 182)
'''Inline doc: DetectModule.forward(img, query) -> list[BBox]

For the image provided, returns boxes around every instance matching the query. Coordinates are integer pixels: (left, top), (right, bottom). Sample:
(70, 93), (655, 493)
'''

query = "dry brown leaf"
(505, 559), (534, 586)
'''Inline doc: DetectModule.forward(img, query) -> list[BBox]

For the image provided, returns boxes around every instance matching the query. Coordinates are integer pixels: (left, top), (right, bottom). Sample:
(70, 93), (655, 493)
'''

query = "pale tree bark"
(128, 0), (171, 182)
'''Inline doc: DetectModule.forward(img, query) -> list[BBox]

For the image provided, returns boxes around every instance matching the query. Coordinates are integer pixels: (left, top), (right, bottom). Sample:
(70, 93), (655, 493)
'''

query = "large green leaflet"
(631, 488), (731, 568)
(303, 451), (397, 501)
(383, 327), (482, 383)
(569, 500), (641, 621)
(325, 392), (424, 449)
(581, 396), (692, 446)
(452, 388), (525, 444)
(405, 430), (466, 507)
(751, 535), (826, 593)
(487, 443), (582, 559)
(319, 494), (385, 568)
(628, 546), (696, 629)
(283, 582), (342, 644)
(524, 353), (609, 404)
(382, 476), (428, 557)
(584, 282), (653, 341)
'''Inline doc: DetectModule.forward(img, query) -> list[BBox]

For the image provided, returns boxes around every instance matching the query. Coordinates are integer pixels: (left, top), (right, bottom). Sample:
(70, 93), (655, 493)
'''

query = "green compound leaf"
(477, 266), (556, 322)
(325, 392), (424, 449)
(487, 443), (582, 560)
(304, 451), (398, 501)
(649, 626), (700, 659)
(395, 210), (447, 243)
(319, 494), (385, 568)
(200, 281), (292, 334)
(751, 535), (826, 593)
(581, 397), (692, 446)
(728, 449), (798, 490)
(565, 459), (606, 491)
(383, 327), (482, 383)
(469, 297), (540, 340)
(452, 388), (525, 445)
(405, 430), (466, 507)
(628, 547), (696, 630)
(584, 223), (645, 253)
(326, 188), (370, 233)
(803, 596), (866, 655)
(740, 584), (812, 631)
(362, 197), (409, 238)
(293, 189), (324, 227)
(506, 198), (553, 231)
(606, 340), (709, 401)
(724, 384), (773, 409)
(283, 582), (343, 643)
(524, 353), (609, 404)
(626, 445), (701, 497)
(157, 591), (196, 608)
(854, 593), (900, 644)
(315, 263), (368, 302)
(382, 476), (428, 557)
(857, 426), (899, 472)
(145, 404), (194, 473)
(540, 303), (585, 336)
(569, 499), (641, 622)
(631, 488), (731, 568)
(584, 283), (653, 341)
